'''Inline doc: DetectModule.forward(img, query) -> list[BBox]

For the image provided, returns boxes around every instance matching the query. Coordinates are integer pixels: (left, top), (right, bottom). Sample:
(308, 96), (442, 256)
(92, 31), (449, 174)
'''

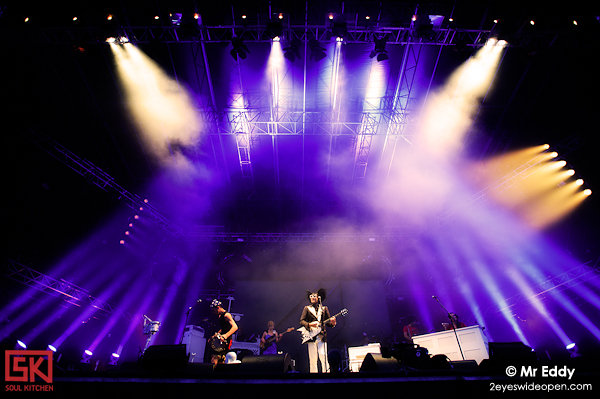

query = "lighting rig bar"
(203, 107), (414, 137)
(493, 260), (600, 315)
(31, 132), (174, 233)
(184, 231), (407, 243)
(6, 260), (113, 315)
(25, 24), (492, 47)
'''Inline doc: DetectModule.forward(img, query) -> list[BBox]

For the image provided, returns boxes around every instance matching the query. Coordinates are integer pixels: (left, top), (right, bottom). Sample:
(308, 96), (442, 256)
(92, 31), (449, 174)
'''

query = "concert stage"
(3, 4), (599, 398)
(45, 354), (599, 397)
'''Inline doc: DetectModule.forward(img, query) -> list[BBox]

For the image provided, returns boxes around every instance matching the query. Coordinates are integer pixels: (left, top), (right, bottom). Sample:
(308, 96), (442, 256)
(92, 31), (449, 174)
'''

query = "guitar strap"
(307, 304), (323, 322)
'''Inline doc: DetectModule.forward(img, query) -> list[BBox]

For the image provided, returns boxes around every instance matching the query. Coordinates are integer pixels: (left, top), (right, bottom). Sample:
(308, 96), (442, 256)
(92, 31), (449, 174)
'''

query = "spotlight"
(119, 239), (125, 245)
(24, 17), (30, 23)
(106, 36), (129, 45)
(278, 13), (284, 20)
(575, 179), (584, 186)
(107, 14), (113, 21)
(108, 352), (120, 366)
(16, 340), (27, 349)
(309, 38), (327, 61)
(170, 12), (183, 26)
(283, 38), (302, 62)
(328, 13), (334, 20)
(415, 15), (434, 40)
(529, 20), (535, 26)
(565, 343), (576, 350)
(81, 350), (93, 363)
(48, 345), (57, 352)
(230, 36), (249, 60)
(332, 21), (347, 39)
(583, 189), (592, 196)
(266, 20), (283, 39)
(369, 36), (389, 62)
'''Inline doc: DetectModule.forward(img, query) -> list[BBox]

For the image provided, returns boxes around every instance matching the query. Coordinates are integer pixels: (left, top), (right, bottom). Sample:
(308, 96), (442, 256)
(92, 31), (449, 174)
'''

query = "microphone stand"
(432, 296), (465, 361)
(179, 306), (193, 345)
(179, 299), (202, 345)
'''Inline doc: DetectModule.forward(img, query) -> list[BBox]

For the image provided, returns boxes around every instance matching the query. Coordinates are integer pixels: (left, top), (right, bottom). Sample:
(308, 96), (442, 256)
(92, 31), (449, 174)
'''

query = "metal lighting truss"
(7, 260), (113, 314)
(493, 259), (600, 315)
(33, 133), (173, 232)
(184, 231), (407, 243)
(33, 24), (491, 47)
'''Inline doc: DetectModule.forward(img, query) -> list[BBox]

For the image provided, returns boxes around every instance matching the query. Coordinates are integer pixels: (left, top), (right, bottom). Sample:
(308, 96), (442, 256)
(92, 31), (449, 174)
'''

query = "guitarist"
(260, 320), (280, 355)
(260, 321), (294, 355)
(208, 299), (238, 365)
(299, 289), (336, 373)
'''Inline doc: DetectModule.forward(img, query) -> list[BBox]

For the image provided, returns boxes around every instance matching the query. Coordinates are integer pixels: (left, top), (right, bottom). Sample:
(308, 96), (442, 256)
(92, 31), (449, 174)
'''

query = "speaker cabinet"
(240, 354), (292, 373)
(360, 353), (400, 372)
(142, 344), (188, 370)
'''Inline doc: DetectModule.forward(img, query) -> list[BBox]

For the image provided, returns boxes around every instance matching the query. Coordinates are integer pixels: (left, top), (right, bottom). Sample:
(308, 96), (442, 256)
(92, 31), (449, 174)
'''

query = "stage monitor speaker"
(360, 353), (400, 372)
(450, 360), (478, 370)
(240, 354), (292, 373)
(142, 344), (188, 369)
(488, 342), (537, 362)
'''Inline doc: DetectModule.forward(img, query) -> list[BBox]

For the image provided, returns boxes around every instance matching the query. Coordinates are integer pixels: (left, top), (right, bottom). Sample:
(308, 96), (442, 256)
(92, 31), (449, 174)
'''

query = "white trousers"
(307, 335), (329, 373)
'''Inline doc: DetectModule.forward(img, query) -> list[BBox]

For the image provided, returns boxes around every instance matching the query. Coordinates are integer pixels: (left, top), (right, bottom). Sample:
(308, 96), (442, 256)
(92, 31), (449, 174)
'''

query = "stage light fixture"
(369, 36), (389, 62)
(108, 353), (120, 366)
(48, 344), (57, 352)
(16, 340), (27, 349)
(583, 189), (592, 196)
(284, 38), (302, 62)
(266, 20), (283, 39)
(309, 38), (327, 61)
(107, 14), (113, 21)
(170, 12), (182, 26)
(415, 15), (435, 40)
(24, 17), (30, 23)
(332, 21), (347, 39)
(230, 36), (249, 60)
(566, 342), (576, 350)
(81, 350), (93, 363)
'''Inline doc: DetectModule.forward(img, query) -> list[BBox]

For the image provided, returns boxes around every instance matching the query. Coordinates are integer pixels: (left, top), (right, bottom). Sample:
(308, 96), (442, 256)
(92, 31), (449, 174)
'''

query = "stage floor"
(26, 356), (598, 398)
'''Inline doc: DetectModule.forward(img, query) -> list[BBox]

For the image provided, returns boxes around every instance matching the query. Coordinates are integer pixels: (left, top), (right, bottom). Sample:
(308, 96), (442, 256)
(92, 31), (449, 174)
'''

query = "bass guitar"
(260, 327), (295, 354)
(298, 308), (348, 344)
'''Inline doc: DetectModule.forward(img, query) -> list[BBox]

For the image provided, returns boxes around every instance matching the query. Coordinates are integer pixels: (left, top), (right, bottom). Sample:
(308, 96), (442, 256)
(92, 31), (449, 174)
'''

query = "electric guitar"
(260, 327), (295, 353)
(298, 308), (348, 344)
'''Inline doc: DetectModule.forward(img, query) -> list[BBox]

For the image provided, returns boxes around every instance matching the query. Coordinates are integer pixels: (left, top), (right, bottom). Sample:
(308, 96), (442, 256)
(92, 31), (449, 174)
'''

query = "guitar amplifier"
(182, 325), (206, 363)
